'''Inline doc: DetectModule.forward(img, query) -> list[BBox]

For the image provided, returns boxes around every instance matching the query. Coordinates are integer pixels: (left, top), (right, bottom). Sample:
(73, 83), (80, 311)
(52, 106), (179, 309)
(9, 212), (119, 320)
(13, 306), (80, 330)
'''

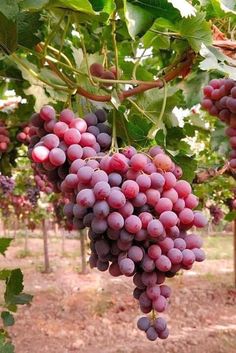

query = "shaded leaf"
(172, 154), (197, 181)
(225, 211), (236, 221)
(1, 311), (15, 327)
(19, 0), (49, 10)
(17, 12), (42, 49)
(0, 238), (12, 256)
(89, 0), (116, 13)
(0, 0), (19, 21)
(0, 13), (17, 54)
(11, 293), (33, 305)
(4, 269), (23, 305)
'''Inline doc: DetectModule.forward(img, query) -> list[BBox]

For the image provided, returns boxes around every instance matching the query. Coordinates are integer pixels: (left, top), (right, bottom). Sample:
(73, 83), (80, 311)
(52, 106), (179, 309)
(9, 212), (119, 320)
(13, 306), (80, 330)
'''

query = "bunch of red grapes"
(209, 205), (224, 225)
(28, 105), (111, 193)
(0, 121), (10, 153)
(17, 124), (31, 144)
(90, 63), (118, 87)
(201, 78), (236, 169)
(28, 105), (207, 342)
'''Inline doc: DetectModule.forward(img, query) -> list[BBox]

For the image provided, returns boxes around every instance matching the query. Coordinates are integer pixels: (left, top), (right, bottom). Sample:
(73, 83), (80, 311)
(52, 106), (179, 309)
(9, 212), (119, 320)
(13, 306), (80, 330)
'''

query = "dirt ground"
(1, 235), (236, 353)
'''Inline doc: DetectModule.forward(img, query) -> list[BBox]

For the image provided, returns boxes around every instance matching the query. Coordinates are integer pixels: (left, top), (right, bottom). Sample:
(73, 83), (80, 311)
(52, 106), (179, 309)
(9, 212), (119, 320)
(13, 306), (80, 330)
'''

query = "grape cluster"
(28, 105), (207, 342)
(33, 169), (54, 194)
(209, 205), (224, 225)
(201, 78), (236, 169)
(0, 122), (10, 152)
(26, 186), (40, 206)
(17, 124), (31, 144)
(62, 146), (207, 341)
(90, 63), (118, 86)
(28, 106), (111, 193)
(0, 175), (15, 194)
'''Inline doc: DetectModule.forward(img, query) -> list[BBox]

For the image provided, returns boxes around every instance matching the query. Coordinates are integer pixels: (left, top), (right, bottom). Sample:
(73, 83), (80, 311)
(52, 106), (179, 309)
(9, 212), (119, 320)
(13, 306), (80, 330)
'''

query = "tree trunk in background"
(13, 217), (18, 239)
(24, 223), (29, 254)
(2, 220), (6, 237)
(80, 230), (87, 274)
(54, 222), (59, 237)
(234, 220), (236, 288)
(42, 219), (51, 273)
(61, 228), (66, 256)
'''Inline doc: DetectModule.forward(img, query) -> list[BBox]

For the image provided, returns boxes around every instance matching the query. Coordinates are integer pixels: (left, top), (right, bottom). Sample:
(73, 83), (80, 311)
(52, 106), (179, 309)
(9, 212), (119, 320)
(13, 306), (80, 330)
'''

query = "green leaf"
(172, 154), (197, 181)
(0, 332), (14, 353)
(225, 211), (236, 221)
(17, 12), (42, 49)
(142, 19), (170, 50)
(128, 0), (180, 20)
(0, 13), (17, 54)
(0, 238), (12, 256)
(126, 114), (151, 145)
(155, 129), (166, 146)
(1, 311), (15, 327)
(176, 12), (212, 52)
(178, 71), (210, 108)
(4, 269), (24, 305)
(124, 1), (155, 39)
(10, 293), (33, 305)
(167, 0), (196, 17)
(19, 0), (49, 10)
(48, 0), (96, 14)
(0, 270), (11, 281)
(89, 0), (116, 13)
(0, 0), (19, 21)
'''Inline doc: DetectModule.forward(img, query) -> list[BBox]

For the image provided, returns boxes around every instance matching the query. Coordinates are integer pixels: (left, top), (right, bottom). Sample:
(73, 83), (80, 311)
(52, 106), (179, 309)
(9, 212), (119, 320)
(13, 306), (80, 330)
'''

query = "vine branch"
(194, 163), (236, 183)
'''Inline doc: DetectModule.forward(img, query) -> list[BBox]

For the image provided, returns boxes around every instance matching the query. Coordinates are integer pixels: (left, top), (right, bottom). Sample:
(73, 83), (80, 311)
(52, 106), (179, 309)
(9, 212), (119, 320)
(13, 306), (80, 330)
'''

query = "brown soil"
(1, 237), (236, 353)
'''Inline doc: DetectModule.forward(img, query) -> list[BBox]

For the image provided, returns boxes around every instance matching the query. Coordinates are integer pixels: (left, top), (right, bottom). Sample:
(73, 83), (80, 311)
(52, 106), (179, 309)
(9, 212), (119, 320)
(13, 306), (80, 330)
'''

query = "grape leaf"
(0, 270), (11, 280)
(0, 332), (14, 353)
(4, 269), (24, 305)
(10, 293), (33, 305)
(176, 12), (212, 52)
(48, 0), (96, 14)
(17, 12), (42, 49)
(172, 154), (197, 181)
(0, 14), (17, 54)
(124, 1), (155, 39)
(19, 0), (49, 10)
(89, 0), (116, 13)
(0, 238), (12, 256)
(142, 19), (170, 49)
(167, 0), (196, 17)
(178, 71), (210, 108)
(1, 311), (15, 327)
(127, 0), (180, 20)
(225, 211), (236, 221)
(0, 0), (19, 21)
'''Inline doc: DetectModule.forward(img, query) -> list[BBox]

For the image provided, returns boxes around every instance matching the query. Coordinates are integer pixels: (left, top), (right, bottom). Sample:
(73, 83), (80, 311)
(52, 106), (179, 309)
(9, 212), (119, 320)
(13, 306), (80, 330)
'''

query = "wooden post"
(42, 219), (51, 273)
(234, 220), (236, 288)
(80, 230), (87, 274)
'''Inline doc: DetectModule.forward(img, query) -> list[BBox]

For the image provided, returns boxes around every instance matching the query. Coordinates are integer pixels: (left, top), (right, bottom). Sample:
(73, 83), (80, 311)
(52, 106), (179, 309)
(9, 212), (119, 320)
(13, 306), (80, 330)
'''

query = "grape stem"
(35, 44), (195, 102)
(194, 162), (236, 183)
(111, 12), (119, 81)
